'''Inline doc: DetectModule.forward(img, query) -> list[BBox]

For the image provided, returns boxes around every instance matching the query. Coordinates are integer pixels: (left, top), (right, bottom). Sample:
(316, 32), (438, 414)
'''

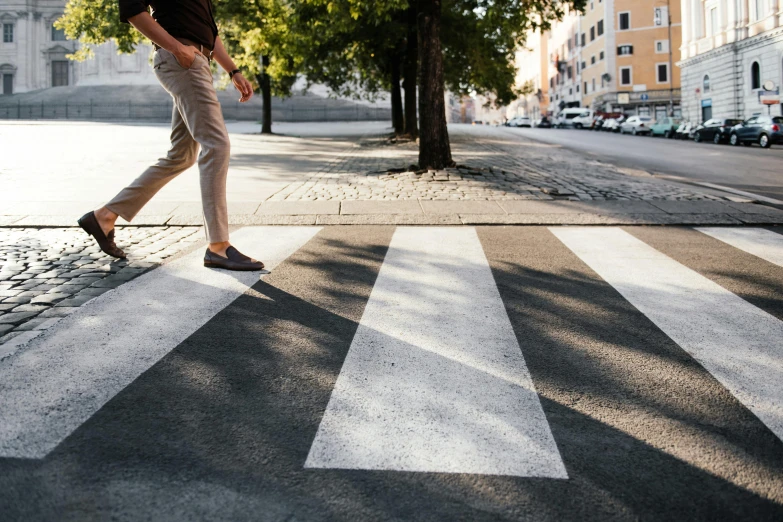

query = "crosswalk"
(0, 225), (782, 492)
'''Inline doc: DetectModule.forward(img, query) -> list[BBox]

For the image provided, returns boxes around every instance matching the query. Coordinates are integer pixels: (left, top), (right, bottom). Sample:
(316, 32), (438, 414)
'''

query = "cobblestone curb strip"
(0, 227), (202, 354)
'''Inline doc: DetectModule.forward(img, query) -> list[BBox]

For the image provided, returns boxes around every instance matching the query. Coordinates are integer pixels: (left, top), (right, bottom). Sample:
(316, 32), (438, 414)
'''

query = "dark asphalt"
(1, 226), (782, 521)
(504, 127), (783, 202)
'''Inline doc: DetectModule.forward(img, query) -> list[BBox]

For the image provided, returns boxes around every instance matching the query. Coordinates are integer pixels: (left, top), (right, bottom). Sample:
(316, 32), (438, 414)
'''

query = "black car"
(536, 116), (552, 128)
(692, 118), (743, 144)
(729, 116), (783, 148)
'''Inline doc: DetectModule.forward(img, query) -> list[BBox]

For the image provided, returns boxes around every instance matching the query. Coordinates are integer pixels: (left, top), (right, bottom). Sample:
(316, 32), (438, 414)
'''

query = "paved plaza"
(3, 121), (783, 227)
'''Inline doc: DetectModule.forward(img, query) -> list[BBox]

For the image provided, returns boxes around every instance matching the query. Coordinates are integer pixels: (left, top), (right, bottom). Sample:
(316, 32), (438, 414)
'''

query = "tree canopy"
(56, 0), (584, 162)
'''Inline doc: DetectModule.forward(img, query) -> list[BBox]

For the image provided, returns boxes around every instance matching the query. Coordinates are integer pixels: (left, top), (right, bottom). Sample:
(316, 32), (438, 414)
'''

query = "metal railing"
(0, 100), (392, 122)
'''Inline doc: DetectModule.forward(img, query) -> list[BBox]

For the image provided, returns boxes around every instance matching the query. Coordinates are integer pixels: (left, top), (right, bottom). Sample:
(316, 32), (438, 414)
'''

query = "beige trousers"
(105, 49), (230, 243)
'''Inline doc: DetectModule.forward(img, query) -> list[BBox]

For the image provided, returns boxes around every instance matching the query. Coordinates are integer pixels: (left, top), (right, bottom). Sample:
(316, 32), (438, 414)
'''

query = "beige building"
(512, 0), (683, 119)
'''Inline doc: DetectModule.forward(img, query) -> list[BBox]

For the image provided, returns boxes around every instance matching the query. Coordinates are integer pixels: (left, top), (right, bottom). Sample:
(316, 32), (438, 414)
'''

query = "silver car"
(620, 116), (653, 135)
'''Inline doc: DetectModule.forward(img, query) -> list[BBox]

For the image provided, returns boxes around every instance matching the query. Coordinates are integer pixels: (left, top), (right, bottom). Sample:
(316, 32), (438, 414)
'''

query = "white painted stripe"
(306, 227), (567, 477)
(551, 227), (783, 442)
(0, 226), (320, 459)
(695, 182), (783, 205)
(697, 227), (783, 268)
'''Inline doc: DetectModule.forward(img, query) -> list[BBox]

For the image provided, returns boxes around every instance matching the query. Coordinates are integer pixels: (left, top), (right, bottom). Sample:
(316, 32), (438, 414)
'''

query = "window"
(576, 62), (580, 73)
(567, 65), (573, 79)
(550, 77), (554, 89)
(655, 40), (669, 53)
(597, 20), (604, 36)
(581, 61), (586, 69)
(751, 61), (760, 89)
(581, 33), (585, 46)
(569, 88), (573, 95)
(709, 7), (718, 35)
(584, 81), (588, 93)
(620, 66), (632, 85)
(591, 1), (595, 10)
(592, 78), (596, 91)
(703, 74), (710, 92)
(753, 0), (768, 21)
(575, 34), (579, 47)
(600, 51), (605, 60)
(52, 61), (69, 86)
(591, 55), (596, 65)
(657, 63), (669, 83)
(51, 25), (66, 41)
(618, 45), (633, 56)
(619, 12), (630, 30)
(568, 38), (572, 51)
(2, 23), (13, 43)
(576, 84), (580, 92)
(590, 26), (595, 41)
(2, 73), (12, 95)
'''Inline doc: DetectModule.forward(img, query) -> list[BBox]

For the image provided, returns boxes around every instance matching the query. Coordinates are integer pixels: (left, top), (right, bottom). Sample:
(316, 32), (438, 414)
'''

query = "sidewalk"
(2, 123), (782, 226)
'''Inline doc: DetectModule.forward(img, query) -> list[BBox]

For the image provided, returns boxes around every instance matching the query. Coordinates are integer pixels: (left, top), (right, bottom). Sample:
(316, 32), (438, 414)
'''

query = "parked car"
(535, 116), (553, 128)
(675, 121), (695, 140)
(650, 117), (681, 138)
(572, 110), (595, 129)
(620, 116), (653, 135)
(692, 118), (743, 143)
(515, 116), (532, 128)
(729, 116), (783, 148)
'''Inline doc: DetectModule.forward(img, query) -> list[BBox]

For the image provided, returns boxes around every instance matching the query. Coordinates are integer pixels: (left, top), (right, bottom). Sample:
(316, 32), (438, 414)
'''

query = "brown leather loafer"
(204, 246), (265, 271)
(77, 211), (127, 259)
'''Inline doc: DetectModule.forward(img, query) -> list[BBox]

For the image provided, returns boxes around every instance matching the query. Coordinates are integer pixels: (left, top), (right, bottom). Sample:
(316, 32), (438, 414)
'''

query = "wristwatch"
(229, 69), (241, 79)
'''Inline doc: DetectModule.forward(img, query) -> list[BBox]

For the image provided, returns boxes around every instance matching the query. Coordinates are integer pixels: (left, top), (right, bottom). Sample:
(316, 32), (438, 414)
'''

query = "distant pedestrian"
(78, 0), (264, 271)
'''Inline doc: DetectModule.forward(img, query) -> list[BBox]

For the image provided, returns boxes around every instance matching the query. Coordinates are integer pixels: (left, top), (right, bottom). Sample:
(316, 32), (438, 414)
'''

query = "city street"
(1, 225), (782, 521)
(506, 127), (783, 202)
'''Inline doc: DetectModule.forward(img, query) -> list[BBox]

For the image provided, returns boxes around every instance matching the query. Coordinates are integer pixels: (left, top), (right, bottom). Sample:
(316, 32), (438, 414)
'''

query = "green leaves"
(56, 0), (142, 61)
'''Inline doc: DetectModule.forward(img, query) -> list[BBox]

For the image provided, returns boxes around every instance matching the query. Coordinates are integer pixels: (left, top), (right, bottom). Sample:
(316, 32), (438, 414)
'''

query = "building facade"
(1, 0), (156, 96)
(547, 10), (583, 112)
(509, 29), (549, 120)
(679, 0), (783, 121)
(591, 0), (683, 118)
(511, 0), (683, 119)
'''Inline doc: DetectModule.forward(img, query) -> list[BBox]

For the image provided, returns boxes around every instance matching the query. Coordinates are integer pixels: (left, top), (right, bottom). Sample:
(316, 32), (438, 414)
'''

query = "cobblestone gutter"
(0, 227), (202, 351)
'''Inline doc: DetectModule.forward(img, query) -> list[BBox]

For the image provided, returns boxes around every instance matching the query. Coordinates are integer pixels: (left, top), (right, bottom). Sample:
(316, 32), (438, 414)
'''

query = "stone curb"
(2, 202), (782, 227)
(2, 213), (782, 226)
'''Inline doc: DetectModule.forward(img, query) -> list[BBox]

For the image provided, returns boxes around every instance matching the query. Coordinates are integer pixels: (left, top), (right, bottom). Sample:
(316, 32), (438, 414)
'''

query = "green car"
(650, 117), (681, 138)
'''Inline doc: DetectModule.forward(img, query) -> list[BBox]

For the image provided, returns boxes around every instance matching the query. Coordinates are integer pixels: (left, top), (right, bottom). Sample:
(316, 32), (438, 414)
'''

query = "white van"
(571, 110), (595, 129)
(556, 108), (593, 128)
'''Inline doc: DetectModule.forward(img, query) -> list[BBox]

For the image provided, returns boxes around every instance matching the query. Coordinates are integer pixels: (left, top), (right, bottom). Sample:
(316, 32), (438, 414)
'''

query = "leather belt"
(153, 37), (214, 60)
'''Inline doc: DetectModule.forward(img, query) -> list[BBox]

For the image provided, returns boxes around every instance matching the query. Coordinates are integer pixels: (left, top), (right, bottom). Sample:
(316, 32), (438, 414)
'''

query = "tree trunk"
(390, 54), (404, 135)
(403, 5), (418, 138)
(417, 0), (452, 169)
(260, 55), (272, 134)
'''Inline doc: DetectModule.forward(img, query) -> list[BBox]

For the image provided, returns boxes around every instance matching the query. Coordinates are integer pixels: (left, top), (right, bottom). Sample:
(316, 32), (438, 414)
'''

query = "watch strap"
(229, 69), (241, 79)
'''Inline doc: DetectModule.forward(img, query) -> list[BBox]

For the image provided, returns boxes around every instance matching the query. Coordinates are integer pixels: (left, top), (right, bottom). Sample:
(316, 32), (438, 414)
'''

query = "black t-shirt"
(119, 0), (219, 50)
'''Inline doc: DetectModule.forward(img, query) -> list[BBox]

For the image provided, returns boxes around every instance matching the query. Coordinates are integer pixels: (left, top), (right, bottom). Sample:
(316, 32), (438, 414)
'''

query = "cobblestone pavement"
(269, 126), (728, 202)
(0, 227), (202, 350)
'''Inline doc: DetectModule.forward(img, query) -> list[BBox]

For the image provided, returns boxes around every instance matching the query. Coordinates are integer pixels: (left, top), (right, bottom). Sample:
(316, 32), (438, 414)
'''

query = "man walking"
(78, 0), (265, 271)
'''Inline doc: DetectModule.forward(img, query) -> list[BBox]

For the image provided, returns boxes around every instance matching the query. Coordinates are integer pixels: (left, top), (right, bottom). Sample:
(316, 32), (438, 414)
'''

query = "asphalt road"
(504, 126), (783, 202)
(1, 225), (782, 521)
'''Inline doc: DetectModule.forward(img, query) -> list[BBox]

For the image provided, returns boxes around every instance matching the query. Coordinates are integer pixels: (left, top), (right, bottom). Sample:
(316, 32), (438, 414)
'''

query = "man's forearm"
(127, 12), (185, 54)
(212, 37), (237, 74)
